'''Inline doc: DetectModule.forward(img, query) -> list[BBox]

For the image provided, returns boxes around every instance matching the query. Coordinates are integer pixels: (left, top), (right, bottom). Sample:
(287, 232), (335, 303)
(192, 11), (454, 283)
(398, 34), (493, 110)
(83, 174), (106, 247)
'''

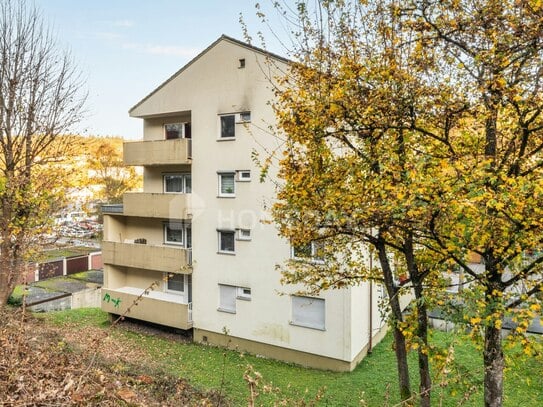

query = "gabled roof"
(129, 35), (289, 115)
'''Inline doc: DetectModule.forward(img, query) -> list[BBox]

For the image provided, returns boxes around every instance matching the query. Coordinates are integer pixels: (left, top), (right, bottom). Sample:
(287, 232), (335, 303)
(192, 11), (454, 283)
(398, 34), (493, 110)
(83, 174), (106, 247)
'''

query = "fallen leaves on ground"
(0, 306), (225, 406)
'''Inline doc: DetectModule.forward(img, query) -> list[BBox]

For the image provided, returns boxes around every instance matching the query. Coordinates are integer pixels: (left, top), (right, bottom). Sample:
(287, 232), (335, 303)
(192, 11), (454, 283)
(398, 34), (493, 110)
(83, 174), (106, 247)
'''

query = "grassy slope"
(43, 308), (543, 406)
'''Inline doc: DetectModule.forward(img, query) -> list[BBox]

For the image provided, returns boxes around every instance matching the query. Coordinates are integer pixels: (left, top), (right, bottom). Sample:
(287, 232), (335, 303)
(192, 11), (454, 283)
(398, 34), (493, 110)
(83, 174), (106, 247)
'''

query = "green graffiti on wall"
(102, 293), (122, 308)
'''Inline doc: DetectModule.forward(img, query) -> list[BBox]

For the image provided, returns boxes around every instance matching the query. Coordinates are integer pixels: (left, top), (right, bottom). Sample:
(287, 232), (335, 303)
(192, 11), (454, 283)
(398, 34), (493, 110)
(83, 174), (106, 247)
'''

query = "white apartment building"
(101, 35), (387, 371)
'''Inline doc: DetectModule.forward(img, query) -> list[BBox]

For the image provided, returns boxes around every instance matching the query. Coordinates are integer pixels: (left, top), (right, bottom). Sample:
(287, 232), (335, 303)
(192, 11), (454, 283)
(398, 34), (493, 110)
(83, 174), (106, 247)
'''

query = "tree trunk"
(392, 325), (412, 401)
(404, 236), (431, 407)
(0, 240), (15, 305)
(413, 283), (431, 407)
(376, 237), (412, 403)
(483, 313), (504, 406)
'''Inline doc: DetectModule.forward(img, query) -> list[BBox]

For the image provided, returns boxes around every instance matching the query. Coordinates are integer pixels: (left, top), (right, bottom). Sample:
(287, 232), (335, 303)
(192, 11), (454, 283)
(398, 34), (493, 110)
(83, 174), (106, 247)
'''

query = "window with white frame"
(218, 172), (235, 197)
(218, 284), (237, 313)
(236, 170), (251, 181)
(237, 287), (251, 300)
(292, 241), (324, 261)
(220, 115), (235, 139)
(237, 228), (251, 241)
(165, 273), (185, 293)
(165, 122), (191, 140)
(291, 296), (325, 330)
(238, 111), (251, 122)
(163, 173), (191, 193)
(218, 230), (235, 253)
(164, 222), (190, 246)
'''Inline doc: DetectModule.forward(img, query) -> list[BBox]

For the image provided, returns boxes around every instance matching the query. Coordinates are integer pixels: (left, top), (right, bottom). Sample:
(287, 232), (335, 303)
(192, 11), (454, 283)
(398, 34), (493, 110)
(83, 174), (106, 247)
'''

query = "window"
(218, 230), (235, 253)
(218, 284), (237, 313)
(291, 296), (325, 330)
(218, 172), (235, 197)
(164, 173), (191, 193)
(165, 273), (185, 293)
(220, 115), (235, 139)
(237, 229), (251, 241)
(237, 287), (251, 300)
(165, 122), (191, 140)
(164, 222), (185, 245)
(292, 241), (324, 261)
(239, 58), (246, 68)
(236, 170), (251, 182)
(239, 111), (251, 122)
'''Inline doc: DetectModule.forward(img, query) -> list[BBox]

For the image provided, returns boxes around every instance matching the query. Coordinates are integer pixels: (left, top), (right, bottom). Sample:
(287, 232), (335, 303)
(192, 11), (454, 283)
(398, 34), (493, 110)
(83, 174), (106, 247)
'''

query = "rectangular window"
(236, 170), (251, 181)
(218, 284), (237, 313)
(218, 230), (235, 253)
(165, 122), (191, 140)
(237, 287), (251, 300)
(291, 296), (325, 330)
(164, 173), (191, 193)
(239, 111), (251, 122)
(237, 229), (251, 241)
(165, 273), (185, 293)
(220, 115), (235, 139)
(292, 241), (324, 261)
(164, 223), (184, 245)
(218, 172), (235, 197)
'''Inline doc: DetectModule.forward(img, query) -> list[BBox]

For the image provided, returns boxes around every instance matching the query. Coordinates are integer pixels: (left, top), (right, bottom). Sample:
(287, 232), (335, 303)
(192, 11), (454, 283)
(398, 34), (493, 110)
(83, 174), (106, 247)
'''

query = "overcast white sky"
(34, 0), (287, 139)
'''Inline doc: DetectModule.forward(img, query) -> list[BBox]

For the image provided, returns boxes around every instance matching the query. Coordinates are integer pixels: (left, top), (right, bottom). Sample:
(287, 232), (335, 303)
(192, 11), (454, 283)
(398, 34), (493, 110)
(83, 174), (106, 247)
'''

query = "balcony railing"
(124, 138), (192, 166)
(122, 192), (191, 219)
(101, 204), (124, 214)
(102, 241), (192, 273)
(101, 287), (193, 329)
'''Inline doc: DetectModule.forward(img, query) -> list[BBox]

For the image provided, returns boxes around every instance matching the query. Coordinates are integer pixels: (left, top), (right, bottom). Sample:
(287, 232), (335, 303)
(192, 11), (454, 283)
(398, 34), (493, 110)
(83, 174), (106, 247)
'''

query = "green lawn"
(42, 308), (543, 406)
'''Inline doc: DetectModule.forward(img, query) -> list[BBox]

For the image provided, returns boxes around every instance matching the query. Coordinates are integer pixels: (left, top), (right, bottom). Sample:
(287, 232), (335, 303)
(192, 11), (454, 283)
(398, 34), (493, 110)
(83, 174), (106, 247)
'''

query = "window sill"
(217, 251), (235, 256)
(216, 137), (236, 142)
(237, 296), (251, 301)
(217, 195), (236, 198)
(291, 258), (325, 265)
(164, 289), (184, 295)
(289, 322), (326, 331)
(217, 308), (236, 314)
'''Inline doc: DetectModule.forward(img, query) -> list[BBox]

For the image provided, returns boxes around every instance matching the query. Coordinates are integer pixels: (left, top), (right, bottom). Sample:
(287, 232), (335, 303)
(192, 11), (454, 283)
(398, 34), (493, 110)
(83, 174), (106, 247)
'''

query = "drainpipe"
(368, 253), (373, 354)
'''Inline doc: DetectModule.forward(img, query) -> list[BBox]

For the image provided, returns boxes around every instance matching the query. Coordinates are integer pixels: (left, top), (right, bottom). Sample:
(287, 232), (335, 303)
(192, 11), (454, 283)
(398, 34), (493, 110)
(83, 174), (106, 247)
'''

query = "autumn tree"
(408, 2), (543, 405)
(0, 0), (85, 304)
(87, 138), (141, 205)
(266, 1), (543, 406)
(265, 1), (447, 404)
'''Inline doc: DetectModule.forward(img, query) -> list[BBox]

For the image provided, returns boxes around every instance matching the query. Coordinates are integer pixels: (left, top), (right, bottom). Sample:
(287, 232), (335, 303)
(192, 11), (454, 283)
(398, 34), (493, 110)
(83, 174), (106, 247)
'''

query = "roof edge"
(129, 34), (289, 116)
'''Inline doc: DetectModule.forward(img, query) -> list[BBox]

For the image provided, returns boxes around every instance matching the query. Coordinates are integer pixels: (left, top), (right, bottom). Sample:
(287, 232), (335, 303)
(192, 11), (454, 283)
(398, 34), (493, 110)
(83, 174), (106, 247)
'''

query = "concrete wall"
(109, 37), (388, 367)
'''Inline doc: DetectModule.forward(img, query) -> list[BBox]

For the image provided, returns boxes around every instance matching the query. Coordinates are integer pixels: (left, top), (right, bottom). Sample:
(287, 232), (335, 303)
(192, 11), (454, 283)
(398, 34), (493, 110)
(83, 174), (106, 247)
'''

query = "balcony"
(102, 241), (192, 273)
(123, 192), (190, 219)
(124, 138), (192, 166)
(101, 287), (193, 329)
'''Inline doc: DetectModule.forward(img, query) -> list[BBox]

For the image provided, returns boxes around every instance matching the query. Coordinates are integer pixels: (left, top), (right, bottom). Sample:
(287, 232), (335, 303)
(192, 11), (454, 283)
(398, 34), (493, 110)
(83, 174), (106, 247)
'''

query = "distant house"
(101, 35), (388, 371)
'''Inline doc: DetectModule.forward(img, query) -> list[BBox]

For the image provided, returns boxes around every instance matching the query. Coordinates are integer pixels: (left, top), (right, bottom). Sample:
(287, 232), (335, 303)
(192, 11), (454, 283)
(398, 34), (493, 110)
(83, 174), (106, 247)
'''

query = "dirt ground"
(0, 306), (224, 406)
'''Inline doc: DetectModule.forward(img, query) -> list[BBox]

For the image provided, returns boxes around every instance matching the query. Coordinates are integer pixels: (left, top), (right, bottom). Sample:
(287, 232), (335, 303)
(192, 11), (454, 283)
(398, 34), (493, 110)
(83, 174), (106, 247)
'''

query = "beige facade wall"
(102, 37), (390, 369)
(144, 165), (191, 193)
(143, 114), (191, 141)
(103, 215), (177, 245)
